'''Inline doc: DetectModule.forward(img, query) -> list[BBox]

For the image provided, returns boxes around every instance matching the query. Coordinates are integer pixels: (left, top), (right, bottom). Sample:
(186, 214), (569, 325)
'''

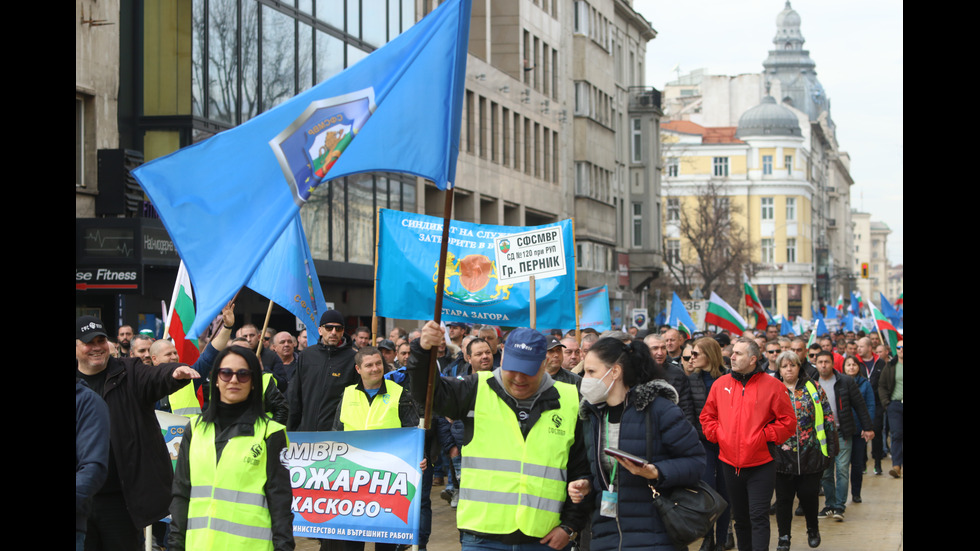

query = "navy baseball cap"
(501, 327), (547, 376)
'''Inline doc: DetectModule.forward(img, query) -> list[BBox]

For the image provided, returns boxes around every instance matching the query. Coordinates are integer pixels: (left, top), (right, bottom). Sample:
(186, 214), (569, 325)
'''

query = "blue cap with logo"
(501, 327), (547, 376)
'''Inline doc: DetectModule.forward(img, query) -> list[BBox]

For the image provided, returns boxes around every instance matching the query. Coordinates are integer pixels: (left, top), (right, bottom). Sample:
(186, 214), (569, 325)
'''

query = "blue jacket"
(76, 379), (110, 532)
(852, 375), (876, 433)
(581, 380), (705, 551)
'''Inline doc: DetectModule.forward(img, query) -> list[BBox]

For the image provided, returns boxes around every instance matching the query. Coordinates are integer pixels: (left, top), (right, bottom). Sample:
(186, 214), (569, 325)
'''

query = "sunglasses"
(682, 355), (692, 362)
(767, 350), (779, 354)
(689, 351), (700, 359)
(808, 353), (817, 358)
(217, 368), (252, 383)
(321, 325), (344, 333)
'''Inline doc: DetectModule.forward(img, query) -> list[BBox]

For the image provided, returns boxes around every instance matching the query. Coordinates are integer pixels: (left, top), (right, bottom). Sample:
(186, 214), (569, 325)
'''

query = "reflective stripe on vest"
(338, 383), (404, 430)
(170, 383), (202, 418)
(804, 381), (829, 457)
(186, 417), (286, 550)
(456, 372), (578, 537)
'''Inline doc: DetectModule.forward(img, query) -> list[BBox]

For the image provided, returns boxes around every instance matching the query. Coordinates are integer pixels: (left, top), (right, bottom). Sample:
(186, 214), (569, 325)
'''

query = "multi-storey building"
(658, 1), (855, 320)
(851, 211), (890, 301)
(75, 0), (660, 333)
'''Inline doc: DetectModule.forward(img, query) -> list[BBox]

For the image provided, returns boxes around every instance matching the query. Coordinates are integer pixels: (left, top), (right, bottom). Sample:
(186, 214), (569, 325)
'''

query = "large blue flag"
(133, 0), (472, 338)
(376, 209), (577, 329)
(779, 316), (794, 336)
(246, 214), (328, 345)
(578, 285), (611, 333)
(668, 293), (699, 337)
(840, 311), (855, 332)
(879, 292), (903, 330)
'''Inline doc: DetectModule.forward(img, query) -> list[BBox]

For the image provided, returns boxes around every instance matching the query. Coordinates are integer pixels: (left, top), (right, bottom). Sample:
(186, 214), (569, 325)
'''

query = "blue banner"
(132, 0), (471, 339)
(286, 428), (425, 544)
(376, 209), (576, 329)
(668, 293), (699, 336)
(578, 285), (611, 332)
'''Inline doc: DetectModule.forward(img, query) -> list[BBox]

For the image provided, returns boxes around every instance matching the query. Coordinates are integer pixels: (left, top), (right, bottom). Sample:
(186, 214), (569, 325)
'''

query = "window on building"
(761, 238), (774, 264)
(631, 118), (642, 163)
(575, 162), (590, 196)
(667, 157), (679, 177)
(786, 238), (796, 263)
(573, 1), (588, 35)
(762, 155), (773, 175)
(761, 197), (774, 220)
(786, 197), (796, 221)
(632, 203), (643, 248)
(667, 198), (680, 223)
(574, 81), (589, 116)
(713, 157), (728, 177)
(666, 240), (681, 265)
(785, 155), (793, 175)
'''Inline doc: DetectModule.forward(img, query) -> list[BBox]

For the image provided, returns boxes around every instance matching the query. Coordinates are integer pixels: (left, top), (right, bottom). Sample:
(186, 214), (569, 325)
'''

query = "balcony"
(628, 86), (662, 113)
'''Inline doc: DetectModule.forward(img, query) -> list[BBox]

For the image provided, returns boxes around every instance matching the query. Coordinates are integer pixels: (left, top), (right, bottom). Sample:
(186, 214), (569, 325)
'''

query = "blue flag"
(813, 317), (828, 337)
(840, 311), (855, 332)
(245, 214), (327, 345)
(654, 309), (667, 328)
(133, 0), (472, 338)
(850, 291), (863, 316)
(780, 316), (794, 336)
(668, 293), (699, 337)
(811, 302), (824, 321)
(879, 292), (902, 330)
(376, 209), (576, 329)
(578, 285), (611, 333)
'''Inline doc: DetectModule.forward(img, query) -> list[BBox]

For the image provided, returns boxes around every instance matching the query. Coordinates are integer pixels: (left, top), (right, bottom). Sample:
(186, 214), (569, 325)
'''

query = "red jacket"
(700, 367), (797, 470)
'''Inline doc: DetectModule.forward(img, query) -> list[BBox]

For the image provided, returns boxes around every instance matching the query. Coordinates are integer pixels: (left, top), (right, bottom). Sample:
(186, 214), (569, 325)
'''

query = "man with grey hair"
(130, 335), (154, 365)
(478, 326), (502, 367)
(644, 333), (696, 426)
(701, 337), (796, 551)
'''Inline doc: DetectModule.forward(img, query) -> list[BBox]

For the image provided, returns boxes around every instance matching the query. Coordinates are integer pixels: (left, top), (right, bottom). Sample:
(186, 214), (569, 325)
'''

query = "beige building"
(852, 211), (890, 301)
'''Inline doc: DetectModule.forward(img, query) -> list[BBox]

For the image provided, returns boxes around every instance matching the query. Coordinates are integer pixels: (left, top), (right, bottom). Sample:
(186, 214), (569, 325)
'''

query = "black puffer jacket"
(687, 366), (728, 440)
(581, 380), (706, 551)
(823, 371), (873, 439)
(287, 334), (358, 431)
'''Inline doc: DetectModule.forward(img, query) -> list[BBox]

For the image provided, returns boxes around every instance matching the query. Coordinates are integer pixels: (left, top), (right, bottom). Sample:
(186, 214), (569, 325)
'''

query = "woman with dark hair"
(169, 346), (295, 551)
(773, 351), (838, 550)
(688, 337), (730, 551)
(842, 355), (875, 503)
(568, 338), (705, 551)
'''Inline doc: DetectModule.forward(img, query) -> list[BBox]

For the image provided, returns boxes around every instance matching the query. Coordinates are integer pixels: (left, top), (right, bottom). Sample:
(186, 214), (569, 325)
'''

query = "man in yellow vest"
(409, 322), (589, 551)
(333, 346), (419, 431)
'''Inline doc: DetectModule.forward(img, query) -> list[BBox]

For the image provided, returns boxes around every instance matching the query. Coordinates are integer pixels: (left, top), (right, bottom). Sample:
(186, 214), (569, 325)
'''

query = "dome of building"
(777, 2), (801, 30)
(735, 96), (801, 138)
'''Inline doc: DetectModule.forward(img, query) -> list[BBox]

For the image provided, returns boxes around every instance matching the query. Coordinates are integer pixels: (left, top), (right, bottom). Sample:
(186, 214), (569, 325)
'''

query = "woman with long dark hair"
(169, 346), (294, 551)
(773, 351), (838, 550)
(688, 337), (730, 551)
(568, 337), (705, 550)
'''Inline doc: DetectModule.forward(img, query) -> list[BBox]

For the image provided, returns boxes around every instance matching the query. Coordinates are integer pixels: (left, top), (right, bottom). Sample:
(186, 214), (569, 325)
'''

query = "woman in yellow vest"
(169, 346), (295, 551)
(773, 350), (838, 550)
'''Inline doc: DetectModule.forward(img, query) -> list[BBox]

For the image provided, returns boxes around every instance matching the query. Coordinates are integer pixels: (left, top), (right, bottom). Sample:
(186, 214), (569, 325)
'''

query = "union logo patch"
(270, 88), (376, 206)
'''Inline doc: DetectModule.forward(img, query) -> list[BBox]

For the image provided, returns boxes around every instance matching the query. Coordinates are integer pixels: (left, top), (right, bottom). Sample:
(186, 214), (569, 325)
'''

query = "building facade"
(658, 1), (856, 322)
(851, 211), (890, 301)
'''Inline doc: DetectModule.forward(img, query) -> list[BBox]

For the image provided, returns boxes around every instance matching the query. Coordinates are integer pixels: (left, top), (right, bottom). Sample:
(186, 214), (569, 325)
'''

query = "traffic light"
(861, 263), (869, 278)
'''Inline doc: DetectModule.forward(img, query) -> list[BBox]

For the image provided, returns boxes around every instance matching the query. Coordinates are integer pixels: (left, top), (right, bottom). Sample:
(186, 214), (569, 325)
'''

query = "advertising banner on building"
(286, 428), (426, 544)
(376, 209), (576, 329)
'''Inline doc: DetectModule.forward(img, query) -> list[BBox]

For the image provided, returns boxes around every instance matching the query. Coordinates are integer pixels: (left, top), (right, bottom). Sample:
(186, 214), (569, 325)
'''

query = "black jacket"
(287, 335), (358, 431)
(76, 357), (190, 528)
(76, 379), (110, 532)
(822, 371), (873, 439)
(687, 366), (729, 440)
(662, 361), (696, 428)
(580, 380), (706, 551)
(169, 412), (294, 551)
(407, 340), (591, 538)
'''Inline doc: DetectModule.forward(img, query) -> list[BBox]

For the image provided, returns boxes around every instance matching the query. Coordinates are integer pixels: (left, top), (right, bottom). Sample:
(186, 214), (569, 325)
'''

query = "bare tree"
(662, 181), (756, 303)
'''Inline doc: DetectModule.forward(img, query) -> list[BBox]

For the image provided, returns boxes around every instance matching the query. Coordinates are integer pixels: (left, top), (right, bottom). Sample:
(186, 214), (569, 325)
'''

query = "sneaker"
(776, 535), (791, 551)
(833, 509), (845, 521)
(852, 495), (862, 503)
(874, 461), (883, 475)
(450, 489), (459, 508)
(807, 529), (821, 548)
(795, 505), (804, 516)
(440, 488), (453, 504)
(817, 507), (833, 519)
(889, 465), (902, 478)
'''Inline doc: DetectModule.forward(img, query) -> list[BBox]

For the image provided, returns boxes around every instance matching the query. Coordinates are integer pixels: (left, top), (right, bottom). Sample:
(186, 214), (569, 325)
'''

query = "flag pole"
(372, 206), (382, 347)
(424, 186), (455, 430)
(529, 275), (537, 330)
(257, 299), (274, 360)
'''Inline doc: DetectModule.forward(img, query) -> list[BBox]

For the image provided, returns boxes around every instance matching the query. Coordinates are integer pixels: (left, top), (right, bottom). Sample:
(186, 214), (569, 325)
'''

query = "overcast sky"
(633, 0), (903, 265)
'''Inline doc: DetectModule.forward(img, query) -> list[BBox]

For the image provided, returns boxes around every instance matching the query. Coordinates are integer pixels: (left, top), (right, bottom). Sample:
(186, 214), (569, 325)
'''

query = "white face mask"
(581, 367), (615, 404)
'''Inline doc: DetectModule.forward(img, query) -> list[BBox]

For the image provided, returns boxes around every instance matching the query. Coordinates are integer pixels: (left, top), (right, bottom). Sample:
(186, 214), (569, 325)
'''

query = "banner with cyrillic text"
(376, 208), (576, 328)
(286, 428), (425, 544)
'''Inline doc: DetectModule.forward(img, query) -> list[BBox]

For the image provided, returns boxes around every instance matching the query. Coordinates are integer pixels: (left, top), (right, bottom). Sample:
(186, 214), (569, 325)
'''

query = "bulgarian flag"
(706, 292), (747, 334)
(835, 294), (845, 317)
(868, 299), (899, 356)
(743, 282), (769, 330)
(166, 261), (202, 367)
(895, 292), (903, 310)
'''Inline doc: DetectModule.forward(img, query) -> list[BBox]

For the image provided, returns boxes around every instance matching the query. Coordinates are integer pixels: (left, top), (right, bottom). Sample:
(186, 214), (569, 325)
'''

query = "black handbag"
(645, 402), (728, 546)
(648, 480), (728, 546)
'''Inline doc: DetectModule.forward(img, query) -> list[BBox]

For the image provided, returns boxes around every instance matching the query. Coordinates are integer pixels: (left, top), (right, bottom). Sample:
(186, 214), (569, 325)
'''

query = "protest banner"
(376, 209), (576, 329)
(578, 285), (612, 332)
(286, 428), (425, 545)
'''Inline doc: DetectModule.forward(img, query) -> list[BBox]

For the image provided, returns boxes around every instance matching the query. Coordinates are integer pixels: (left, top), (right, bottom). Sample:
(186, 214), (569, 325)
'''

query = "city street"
(298, 457), (903, 551)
